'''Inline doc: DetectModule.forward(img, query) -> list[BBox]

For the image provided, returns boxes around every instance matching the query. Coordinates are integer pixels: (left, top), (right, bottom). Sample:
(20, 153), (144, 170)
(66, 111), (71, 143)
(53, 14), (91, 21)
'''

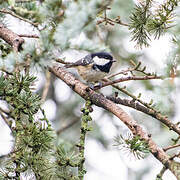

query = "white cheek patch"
(93, 56), (110, 66)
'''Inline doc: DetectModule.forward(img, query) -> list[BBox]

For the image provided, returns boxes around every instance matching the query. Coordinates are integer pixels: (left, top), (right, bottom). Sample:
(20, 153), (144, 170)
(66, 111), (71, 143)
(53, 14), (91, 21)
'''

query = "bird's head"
(91, 52), (116, 73)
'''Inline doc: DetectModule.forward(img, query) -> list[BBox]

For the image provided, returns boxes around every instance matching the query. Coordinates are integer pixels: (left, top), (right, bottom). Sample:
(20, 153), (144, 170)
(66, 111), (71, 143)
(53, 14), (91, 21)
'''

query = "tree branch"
(0, 8), (38, 28)
(0, 23), (24, 52)
(49, 65), (177, 175)
(106, 95), (180, 135)
(164, 144), (180, 152)
(95, 75), (162, 90)
(18, 34), (39, 38)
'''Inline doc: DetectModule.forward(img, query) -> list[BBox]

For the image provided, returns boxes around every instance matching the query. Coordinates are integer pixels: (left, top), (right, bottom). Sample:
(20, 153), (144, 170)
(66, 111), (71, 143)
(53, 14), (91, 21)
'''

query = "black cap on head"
(91, 52), (113, 61)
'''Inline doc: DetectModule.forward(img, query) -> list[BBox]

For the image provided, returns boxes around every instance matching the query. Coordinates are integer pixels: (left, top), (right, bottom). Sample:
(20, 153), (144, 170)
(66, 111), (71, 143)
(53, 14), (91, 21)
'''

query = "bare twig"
(18, 34), (39, 38)
(107, 61), (154, 79)
(97, 15), (129, 27)
(164, 144), (180, 152)
(105, 16), (129, 26)
(56, 118), (80, 135)
(0, 8), (38, 28)
(106, 95), (180, 135)
(95, 75), (162, 90)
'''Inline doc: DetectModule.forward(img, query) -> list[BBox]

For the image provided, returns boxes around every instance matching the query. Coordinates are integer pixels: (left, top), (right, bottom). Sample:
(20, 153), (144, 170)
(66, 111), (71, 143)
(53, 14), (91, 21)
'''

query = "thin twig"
(95, 75), (162, 90)
(56, 58), (71, 65)
(107, 68), (134, 79)
(56, 118), (79, 135)
(0, 8), (38, 27)
(98, 15), (129, 27)
(18, 34), (39, 38)
(107, 61), (156, 79)
(170, 151), (180, 160)
(106, 16), (129, 26)
(164, 144), (180, 152)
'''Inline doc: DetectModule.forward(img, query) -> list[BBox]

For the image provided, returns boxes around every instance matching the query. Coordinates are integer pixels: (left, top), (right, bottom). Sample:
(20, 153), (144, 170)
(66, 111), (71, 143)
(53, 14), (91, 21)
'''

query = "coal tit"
(65, 52), (116, 83)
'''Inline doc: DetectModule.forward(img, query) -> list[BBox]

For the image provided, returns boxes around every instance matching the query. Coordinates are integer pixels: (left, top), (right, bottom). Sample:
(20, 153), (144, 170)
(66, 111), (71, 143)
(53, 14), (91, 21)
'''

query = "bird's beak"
(112, 59), (116, 63)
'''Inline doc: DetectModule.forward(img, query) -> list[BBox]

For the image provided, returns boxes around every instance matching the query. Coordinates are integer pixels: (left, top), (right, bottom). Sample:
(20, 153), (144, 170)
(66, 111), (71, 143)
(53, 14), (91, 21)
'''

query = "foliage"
(114, 133), (150, 160)
(0, 0), (180, 179)
(129, 0), (179, 48)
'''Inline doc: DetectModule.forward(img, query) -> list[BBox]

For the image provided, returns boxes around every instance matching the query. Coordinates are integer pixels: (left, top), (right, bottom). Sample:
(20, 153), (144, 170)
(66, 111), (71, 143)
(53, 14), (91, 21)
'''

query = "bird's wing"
(64, 54), (92, 68)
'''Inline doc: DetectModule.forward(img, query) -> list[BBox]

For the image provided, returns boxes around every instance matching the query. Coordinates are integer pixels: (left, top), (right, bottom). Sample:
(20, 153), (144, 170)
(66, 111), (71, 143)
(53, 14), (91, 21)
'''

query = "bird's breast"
(77, 65), (107, 82)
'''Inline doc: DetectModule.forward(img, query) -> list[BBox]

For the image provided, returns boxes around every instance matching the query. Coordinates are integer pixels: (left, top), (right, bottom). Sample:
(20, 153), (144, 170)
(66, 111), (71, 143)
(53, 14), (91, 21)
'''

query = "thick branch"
(0, 23), (24, 52)
(49, 65), (174, 172)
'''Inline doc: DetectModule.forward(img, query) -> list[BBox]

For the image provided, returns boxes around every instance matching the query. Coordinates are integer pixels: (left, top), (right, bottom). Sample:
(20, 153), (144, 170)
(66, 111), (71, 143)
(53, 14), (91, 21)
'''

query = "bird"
(64, 52), (116, 85)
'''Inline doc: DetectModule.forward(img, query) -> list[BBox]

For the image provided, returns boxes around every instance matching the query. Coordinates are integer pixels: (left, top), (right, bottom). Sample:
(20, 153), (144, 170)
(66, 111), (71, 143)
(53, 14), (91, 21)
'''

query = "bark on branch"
(49, 65), (179, 177)
(106, 96), (180, 135)
(0, 23), (24, 52)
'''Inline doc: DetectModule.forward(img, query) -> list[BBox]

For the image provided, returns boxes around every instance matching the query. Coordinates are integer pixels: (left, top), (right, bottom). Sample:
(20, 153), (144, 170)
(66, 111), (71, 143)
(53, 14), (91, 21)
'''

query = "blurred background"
(0, 0), (180, 179)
